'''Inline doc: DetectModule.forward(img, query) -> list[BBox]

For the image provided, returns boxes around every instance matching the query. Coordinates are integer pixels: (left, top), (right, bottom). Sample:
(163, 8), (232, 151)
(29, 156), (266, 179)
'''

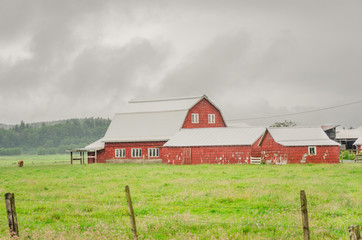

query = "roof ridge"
(115, 109), (188, 115)
(128, 95), (205, 103)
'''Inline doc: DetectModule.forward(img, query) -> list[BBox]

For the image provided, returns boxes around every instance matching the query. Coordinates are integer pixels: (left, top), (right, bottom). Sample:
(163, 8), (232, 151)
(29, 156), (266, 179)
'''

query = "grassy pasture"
(0, 155), (361, 239)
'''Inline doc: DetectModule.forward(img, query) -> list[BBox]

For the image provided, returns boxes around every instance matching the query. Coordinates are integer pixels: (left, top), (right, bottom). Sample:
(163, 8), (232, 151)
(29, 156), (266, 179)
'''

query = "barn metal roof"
(164, 127), (266, 147)
(268, 127), (340, 146)
(102, 110), (189, 142)
(335, 127), (362, 139)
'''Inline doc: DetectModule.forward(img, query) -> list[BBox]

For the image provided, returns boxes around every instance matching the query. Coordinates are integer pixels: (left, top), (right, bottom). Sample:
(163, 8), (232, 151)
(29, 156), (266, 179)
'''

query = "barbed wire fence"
(2, 188), (361, 240)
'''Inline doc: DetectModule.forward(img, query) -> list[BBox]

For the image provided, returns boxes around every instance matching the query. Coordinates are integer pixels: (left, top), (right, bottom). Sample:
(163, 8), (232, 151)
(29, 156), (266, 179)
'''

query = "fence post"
(349, 225), (361, 240)
(5, 193), (19, 238)
(125, 185), (138, 240)
(300, 190), (310, 240)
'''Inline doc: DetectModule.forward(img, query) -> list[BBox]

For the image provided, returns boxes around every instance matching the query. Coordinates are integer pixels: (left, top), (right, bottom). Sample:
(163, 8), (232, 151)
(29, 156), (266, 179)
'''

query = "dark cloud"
(0, 0), (361, 127)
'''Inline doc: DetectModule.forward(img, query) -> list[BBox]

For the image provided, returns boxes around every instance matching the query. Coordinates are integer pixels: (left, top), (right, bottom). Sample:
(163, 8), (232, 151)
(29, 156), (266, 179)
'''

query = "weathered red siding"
(259, 131), (340, 164)
(182, 98), (226, 128)
(95, 141), (167, 163)
(162, 145), (253, 165)
(88, 150), (106, 164)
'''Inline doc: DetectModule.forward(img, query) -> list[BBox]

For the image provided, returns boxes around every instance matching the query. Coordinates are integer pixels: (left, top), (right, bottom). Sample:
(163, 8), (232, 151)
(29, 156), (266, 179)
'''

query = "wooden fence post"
(5, 193), (19, 237)
(349, 225), (361, 240)
(300, 190), (310, 240)
(125, 185), (138, 240)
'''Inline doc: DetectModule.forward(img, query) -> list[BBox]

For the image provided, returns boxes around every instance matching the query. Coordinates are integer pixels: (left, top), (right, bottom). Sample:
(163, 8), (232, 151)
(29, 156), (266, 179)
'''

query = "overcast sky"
(1, 0), (361, 127)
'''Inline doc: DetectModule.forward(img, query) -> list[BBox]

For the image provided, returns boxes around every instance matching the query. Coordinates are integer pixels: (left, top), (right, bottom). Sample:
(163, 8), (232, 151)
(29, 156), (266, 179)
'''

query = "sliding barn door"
(183, 148), (192, 165)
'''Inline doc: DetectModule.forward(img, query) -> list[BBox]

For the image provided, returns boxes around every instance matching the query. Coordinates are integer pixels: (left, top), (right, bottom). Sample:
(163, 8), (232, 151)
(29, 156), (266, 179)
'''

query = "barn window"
(132, 148), (142, 157)
(208, 114), (215, 123)
(191, 113), (199, 123)
(115, 149), (125, 158)
(148, 148), (159, 157)
(308, 146), (316, 156)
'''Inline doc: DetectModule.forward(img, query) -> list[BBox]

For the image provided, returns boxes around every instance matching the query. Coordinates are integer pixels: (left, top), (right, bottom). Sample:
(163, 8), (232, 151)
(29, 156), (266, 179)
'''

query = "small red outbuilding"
(258, 127), (340, 164)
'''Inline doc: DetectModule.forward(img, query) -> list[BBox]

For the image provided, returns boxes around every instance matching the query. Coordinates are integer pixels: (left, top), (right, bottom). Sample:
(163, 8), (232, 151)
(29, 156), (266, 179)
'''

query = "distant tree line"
(0, 118), (110, 155)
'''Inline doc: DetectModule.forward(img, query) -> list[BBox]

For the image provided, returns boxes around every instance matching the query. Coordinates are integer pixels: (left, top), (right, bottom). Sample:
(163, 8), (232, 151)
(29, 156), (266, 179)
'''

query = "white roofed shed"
(267, 127), (340, 146)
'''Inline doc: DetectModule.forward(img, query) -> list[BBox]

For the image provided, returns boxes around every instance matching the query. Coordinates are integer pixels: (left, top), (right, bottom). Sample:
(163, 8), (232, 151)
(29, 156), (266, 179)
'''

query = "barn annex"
(258, 128), (340, 164)
(77, 95), (340, 164)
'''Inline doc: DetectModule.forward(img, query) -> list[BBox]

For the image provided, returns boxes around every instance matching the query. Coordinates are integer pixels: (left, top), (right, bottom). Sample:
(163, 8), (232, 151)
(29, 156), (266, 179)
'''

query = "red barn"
(86, 95), (226, 163)
(258, 127), (340, 164)
(162, 127), (266, 164)
(76, 95), (341, 165)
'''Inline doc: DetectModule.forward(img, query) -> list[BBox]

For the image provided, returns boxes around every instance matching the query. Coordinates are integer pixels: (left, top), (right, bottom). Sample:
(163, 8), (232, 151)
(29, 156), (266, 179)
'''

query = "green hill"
(0, 118), (110, 155)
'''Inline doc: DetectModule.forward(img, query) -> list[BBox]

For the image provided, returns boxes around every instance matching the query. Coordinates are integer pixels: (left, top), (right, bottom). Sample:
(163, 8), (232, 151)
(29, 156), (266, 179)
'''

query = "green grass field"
(0, 155), (361, 239)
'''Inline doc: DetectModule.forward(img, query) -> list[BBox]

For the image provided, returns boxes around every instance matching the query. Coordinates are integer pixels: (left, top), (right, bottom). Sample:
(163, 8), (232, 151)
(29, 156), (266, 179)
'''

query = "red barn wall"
(88, 150), (106, 164)
(162, 145), (252, 165)
(182, 98), (226, 128)
(95, 141), (167, 163)
(259, 131), (340, 164)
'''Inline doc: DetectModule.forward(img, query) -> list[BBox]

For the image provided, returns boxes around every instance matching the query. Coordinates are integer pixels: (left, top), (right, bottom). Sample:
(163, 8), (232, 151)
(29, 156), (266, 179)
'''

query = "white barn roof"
(268, 127), (340, 146)
(103, 110), (188, 142)
(164, 127), (266, 147)
(336, 127), (362, 139)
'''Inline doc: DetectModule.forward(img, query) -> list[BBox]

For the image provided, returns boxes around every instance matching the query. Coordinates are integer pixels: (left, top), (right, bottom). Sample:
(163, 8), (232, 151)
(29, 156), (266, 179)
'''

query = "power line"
(227, 100), (362, 122)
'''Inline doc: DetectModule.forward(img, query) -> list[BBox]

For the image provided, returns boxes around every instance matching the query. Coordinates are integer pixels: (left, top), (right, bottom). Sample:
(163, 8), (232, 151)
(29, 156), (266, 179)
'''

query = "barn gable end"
(182, 97), (226, 128)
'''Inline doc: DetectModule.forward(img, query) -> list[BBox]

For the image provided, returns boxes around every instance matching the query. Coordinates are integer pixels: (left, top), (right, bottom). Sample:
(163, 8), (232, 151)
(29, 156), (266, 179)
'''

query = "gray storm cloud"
(0, 0), (361, 127)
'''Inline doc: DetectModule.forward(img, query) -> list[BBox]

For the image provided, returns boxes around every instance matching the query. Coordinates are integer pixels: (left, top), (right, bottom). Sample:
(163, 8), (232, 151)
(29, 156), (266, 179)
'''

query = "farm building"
(335, 126), (362, 151)
(258, 127), (340, 164)
(72, 95), (341, 165)
(162, 127), (266, 164)
(85, 95), (227, 163)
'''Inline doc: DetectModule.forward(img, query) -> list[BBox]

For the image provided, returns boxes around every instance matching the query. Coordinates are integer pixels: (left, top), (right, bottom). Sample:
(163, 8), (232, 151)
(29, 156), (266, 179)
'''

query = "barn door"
(183, 148), (192, 165)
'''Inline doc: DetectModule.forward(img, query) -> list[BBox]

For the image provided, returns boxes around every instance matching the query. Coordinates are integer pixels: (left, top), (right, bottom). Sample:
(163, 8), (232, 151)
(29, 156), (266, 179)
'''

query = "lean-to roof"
(84, 138), (105, 151)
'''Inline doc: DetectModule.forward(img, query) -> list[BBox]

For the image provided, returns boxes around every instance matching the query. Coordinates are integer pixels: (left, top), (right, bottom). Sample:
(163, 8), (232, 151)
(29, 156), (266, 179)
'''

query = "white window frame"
(208, 114), (215, 124)
(191, 113), (199, 123)
(148, 148), (159, 157)
(131, 148), (142, 158)
(115, 148), (125, 158)
(308, 146), (317, 156)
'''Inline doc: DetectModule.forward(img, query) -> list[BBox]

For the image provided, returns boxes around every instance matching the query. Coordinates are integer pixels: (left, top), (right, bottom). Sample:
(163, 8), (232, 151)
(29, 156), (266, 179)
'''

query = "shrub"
(341, 150), (349, 160)
(348, 153), (356, 160)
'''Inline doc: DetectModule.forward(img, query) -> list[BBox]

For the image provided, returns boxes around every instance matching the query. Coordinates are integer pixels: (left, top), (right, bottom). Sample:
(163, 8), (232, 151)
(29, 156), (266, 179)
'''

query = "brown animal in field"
(18, 161), (24, 167)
